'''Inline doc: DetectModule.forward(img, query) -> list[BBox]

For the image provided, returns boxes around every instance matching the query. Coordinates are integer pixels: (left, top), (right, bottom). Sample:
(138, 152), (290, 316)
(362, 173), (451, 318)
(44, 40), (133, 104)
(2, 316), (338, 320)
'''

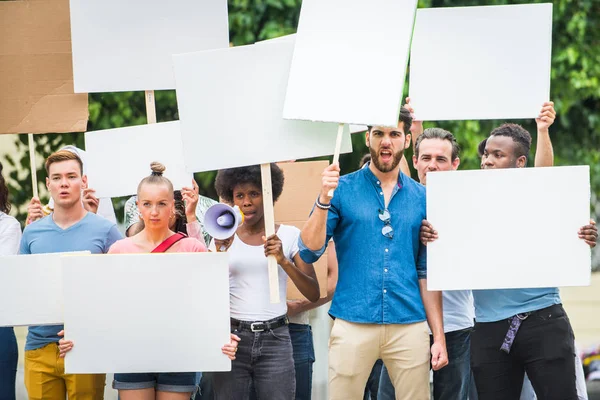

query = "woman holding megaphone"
(207, 163), (320, 400)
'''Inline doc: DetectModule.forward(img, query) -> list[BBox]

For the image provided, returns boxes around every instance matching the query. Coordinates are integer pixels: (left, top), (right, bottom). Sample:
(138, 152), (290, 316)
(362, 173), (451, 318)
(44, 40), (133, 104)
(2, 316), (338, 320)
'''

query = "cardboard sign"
(63, 252), (231, 373)
(69, 0), (229, 92)
(0, 0), (88, 134)
(275, 161), (330, 300)
(426, 166), (591, 290)
(173, 39), (352, 173)
(84, 121), (192, 198)
(283, 0), (418, 127)
(409, 4), (553, 121)
(0, 252), (89, 327)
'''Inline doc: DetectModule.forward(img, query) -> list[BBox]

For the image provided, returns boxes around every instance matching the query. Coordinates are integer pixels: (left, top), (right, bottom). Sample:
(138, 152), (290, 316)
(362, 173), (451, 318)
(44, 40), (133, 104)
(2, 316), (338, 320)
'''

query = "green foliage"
(6, 0), (599, 266)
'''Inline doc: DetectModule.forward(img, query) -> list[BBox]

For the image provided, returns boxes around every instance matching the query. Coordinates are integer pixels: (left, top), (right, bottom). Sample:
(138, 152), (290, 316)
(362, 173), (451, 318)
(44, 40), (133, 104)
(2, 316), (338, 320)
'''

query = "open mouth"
(380, 149), (393, 163)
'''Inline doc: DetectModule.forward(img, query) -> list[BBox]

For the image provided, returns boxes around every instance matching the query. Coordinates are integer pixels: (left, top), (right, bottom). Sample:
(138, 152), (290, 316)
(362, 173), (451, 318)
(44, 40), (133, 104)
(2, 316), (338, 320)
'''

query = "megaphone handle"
(327, 123), (345, 198)
(260, 163), (281, 304)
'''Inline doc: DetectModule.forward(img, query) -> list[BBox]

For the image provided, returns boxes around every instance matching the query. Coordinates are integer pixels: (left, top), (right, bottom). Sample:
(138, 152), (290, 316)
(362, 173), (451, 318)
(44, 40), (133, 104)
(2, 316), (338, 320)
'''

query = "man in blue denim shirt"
(298, 107), (447, 400)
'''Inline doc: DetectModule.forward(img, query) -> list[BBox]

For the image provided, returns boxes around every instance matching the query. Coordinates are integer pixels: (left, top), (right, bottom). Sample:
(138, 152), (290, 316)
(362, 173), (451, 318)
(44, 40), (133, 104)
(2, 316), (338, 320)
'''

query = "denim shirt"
(299, 165), (427, 324)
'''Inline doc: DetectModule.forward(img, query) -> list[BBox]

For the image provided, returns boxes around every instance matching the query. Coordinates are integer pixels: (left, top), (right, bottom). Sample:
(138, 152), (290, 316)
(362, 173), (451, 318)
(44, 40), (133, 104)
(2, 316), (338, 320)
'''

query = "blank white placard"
(409, 4), (552, 121)
(84, 121), (192, 198)
(63, 252), (231, 373)
(283, 0), (417, 127)
(69, 0), (229, 92)
(173, 40), (352, 173)
(426, 166), (591, 290)
(0, 252), (89, 327)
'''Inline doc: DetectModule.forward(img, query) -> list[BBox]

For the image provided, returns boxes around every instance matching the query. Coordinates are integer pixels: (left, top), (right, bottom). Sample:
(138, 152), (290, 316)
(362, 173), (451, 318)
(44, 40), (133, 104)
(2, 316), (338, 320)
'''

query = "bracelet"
(315, 196), (331, 210)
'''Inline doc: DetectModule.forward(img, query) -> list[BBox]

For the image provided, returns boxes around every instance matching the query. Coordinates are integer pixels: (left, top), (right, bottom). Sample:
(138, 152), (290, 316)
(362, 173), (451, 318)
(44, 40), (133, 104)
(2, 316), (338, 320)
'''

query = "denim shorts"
(113, 372), (196, 393)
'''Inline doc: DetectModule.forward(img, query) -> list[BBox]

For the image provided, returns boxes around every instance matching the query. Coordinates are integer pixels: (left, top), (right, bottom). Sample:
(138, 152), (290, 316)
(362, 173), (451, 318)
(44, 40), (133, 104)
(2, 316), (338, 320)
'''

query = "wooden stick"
(28, 134), (39, 198)
(260, 163), (280, 304)
(145, 90), (157, 124)
(327, 123), (345, 197)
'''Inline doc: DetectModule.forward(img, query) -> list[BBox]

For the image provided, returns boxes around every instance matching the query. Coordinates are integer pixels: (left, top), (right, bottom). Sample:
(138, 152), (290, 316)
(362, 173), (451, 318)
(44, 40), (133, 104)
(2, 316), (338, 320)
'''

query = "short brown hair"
(45, 150), (84, 175)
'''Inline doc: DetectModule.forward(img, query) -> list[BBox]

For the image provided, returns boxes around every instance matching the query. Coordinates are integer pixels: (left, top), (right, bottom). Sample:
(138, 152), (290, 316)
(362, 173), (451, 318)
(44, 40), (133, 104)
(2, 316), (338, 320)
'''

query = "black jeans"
(211, 325), (296, 400)
(471, 304), (577, 400)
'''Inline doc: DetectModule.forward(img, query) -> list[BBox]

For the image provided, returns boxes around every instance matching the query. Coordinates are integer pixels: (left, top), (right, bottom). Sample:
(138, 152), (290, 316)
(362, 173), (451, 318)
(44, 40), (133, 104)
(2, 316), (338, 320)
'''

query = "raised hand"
(82, 188), (100, 214)
(320, 163), (340, 202)
(26, 197), (44, 224)
(536, 101), (556, 131)
(181, 179), (200, 222)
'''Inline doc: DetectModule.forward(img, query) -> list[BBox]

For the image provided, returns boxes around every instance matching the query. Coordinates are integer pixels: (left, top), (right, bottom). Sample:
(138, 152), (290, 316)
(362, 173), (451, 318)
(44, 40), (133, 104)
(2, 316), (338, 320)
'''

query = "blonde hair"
(137, 162), (174, 196)
(45, 150), (83, 175)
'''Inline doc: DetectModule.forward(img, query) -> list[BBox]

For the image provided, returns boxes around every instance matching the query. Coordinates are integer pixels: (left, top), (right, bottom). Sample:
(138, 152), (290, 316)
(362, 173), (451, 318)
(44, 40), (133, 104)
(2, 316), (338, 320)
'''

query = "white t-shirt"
(211, 224), (300, 321)
(442, 290), (475, 333)
(0, 212), (21, 256)
(288, 311), (310, 325)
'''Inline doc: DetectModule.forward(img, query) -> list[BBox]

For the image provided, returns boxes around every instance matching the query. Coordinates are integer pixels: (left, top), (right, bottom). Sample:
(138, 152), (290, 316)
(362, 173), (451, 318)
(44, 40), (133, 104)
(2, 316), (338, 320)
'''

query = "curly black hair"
(0, 161), (10, 214)
(215, 163), (284, 204)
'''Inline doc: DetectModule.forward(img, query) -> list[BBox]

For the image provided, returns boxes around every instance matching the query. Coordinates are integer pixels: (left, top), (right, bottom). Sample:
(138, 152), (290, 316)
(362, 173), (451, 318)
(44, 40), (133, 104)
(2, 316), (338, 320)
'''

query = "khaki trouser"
(25, 343), (105, 400)
(329, 319), (430, 400)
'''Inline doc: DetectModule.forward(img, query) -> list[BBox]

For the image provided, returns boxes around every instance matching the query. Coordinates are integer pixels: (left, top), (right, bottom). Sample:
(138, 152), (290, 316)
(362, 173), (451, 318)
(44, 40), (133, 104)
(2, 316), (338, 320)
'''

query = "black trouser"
(471, 304), (577, 400)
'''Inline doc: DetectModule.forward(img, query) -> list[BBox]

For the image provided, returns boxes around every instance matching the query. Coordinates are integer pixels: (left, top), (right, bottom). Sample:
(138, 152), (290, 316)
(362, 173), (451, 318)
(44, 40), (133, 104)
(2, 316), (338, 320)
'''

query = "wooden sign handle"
(145, 90), (157, 124)
(28, 134), (39, 198)
(260, 163), (280, 304)
(327, 123), (345, 197)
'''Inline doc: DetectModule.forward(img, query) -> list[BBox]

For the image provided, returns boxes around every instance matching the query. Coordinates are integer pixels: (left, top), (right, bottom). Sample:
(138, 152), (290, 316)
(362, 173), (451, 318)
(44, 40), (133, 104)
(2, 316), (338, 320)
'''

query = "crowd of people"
(0, 99), (598, 400)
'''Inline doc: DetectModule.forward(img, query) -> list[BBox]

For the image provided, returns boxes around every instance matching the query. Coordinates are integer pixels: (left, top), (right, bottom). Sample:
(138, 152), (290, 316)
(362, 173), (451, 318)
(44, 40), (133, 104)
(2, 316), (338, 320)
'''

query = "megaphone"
(204, 203), (245, 240)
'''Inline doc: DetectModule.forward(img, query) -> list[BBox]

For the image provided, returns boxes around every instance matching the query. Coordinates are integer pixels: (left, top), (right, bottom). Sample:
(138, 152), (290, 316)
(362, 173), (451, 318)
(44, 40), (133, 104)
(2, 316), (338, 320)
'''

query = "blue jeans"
(289, 323), (315, 400)
(211, 324), (296, 400)
(378, 328), (475, 400)
(364, 360), (383, 399)
(0, 327), (17, 400)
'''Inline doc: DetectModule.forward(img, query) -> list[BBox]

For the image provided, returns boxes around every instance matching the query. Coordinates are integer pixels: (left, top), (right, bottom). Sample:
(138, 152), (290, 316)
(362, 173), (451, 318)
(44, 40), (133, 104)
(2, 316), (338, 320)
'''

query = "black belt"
(231, 315), (289, 333)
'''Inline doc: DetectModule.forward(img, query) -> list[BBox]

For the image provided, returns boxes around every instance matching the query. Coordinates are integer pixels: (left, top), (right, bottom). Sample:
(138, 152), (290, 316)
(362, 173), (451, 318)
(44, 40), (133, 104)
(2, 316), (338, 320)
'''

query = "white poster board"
(84, 121), (192, 198)
(283, 0), (417, 127)
(63, 252), (231, 373)
(426, 166), (591, 290)
(69, 0), (229, 92)
(0, 252), (89, 327)
(409, 4), (553, 121)
(173, 40), (352, 173)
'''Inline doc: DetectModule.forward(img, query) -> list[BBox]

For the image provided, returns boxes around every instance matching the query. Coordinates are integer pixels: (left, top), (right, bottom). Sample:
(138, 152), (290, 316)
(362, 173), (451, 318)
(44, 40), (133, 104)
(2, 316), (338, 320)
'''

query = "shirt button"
(380, 191), (383, 195)
(377, 181), (380, 185)
(383, 289), (387, 294)
(384, 269), (388, 273)
(385, 248), (389, 252)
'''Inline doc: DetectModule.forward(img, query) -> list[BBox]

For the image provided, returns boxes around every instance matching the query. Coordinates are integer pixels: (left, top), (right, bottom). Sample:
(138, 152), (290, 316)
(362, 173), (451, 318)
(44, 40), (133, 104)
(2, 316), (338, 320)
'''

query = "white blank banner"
(283, 0), (417, 127)
(409, 4), (552, 121)
(427, 166), (591, 290)
(63, 252), (231, 373)
(84, 121), (192, 198)
(70, 0), (229, 92)
(0, 252), (88, 327)
(173, 40), (352, 173)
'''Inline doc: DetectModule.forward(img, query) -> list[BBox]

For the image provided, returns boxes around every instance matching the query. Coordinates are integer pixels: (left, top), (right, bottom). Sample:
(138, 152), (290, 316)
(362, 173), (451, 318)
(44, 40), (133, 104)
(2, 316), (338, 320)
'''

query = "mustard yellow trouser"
(24, 343), (105, 400)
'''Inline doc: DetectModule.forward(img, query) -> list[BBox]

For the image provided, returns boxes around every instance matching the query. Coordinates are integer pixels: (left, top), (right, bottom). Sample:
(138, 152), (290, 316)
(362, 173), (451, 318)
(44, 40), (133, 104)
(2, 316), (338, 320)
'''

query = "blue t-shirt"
(472, 287), (561, 323)
(19, 212), (122, 351)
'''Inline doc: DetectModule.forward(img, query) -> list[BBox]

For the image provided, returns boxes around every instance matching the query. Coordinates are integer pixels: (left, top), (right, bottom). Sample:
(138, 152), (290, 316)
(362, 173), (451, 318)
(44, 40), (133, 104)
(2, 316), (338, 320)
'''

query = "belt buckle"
(250, 322), (265, 332)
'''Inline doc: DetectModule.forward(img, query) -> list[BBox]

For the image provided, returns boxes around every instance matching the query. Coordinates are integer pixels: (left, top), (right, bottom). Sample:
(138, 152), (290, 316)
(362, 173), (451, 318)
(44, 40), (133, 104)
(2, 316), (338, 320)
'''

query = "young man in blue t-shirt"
(20, 150), (122, 400)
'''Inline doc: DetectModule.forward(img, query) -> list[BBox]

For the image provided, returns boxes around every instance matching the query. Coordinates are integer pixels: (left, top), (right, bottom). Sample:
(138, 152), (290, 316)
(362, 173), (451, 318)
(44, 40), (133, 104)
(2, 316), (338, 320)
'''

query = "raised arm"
(299, 163), (340, 254)
(534, 101), (556, 167)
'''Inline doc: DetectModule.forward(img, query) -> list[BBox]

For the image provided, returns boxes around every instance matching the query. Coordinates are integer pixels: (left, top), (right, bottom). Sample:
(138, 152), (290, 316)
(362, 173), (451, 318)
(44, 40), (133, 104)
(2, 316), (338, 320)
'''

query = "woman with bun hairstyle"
(0, 161), (22, 400)
(59, 162), (239, 400)
(208, 163), (320, 400)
